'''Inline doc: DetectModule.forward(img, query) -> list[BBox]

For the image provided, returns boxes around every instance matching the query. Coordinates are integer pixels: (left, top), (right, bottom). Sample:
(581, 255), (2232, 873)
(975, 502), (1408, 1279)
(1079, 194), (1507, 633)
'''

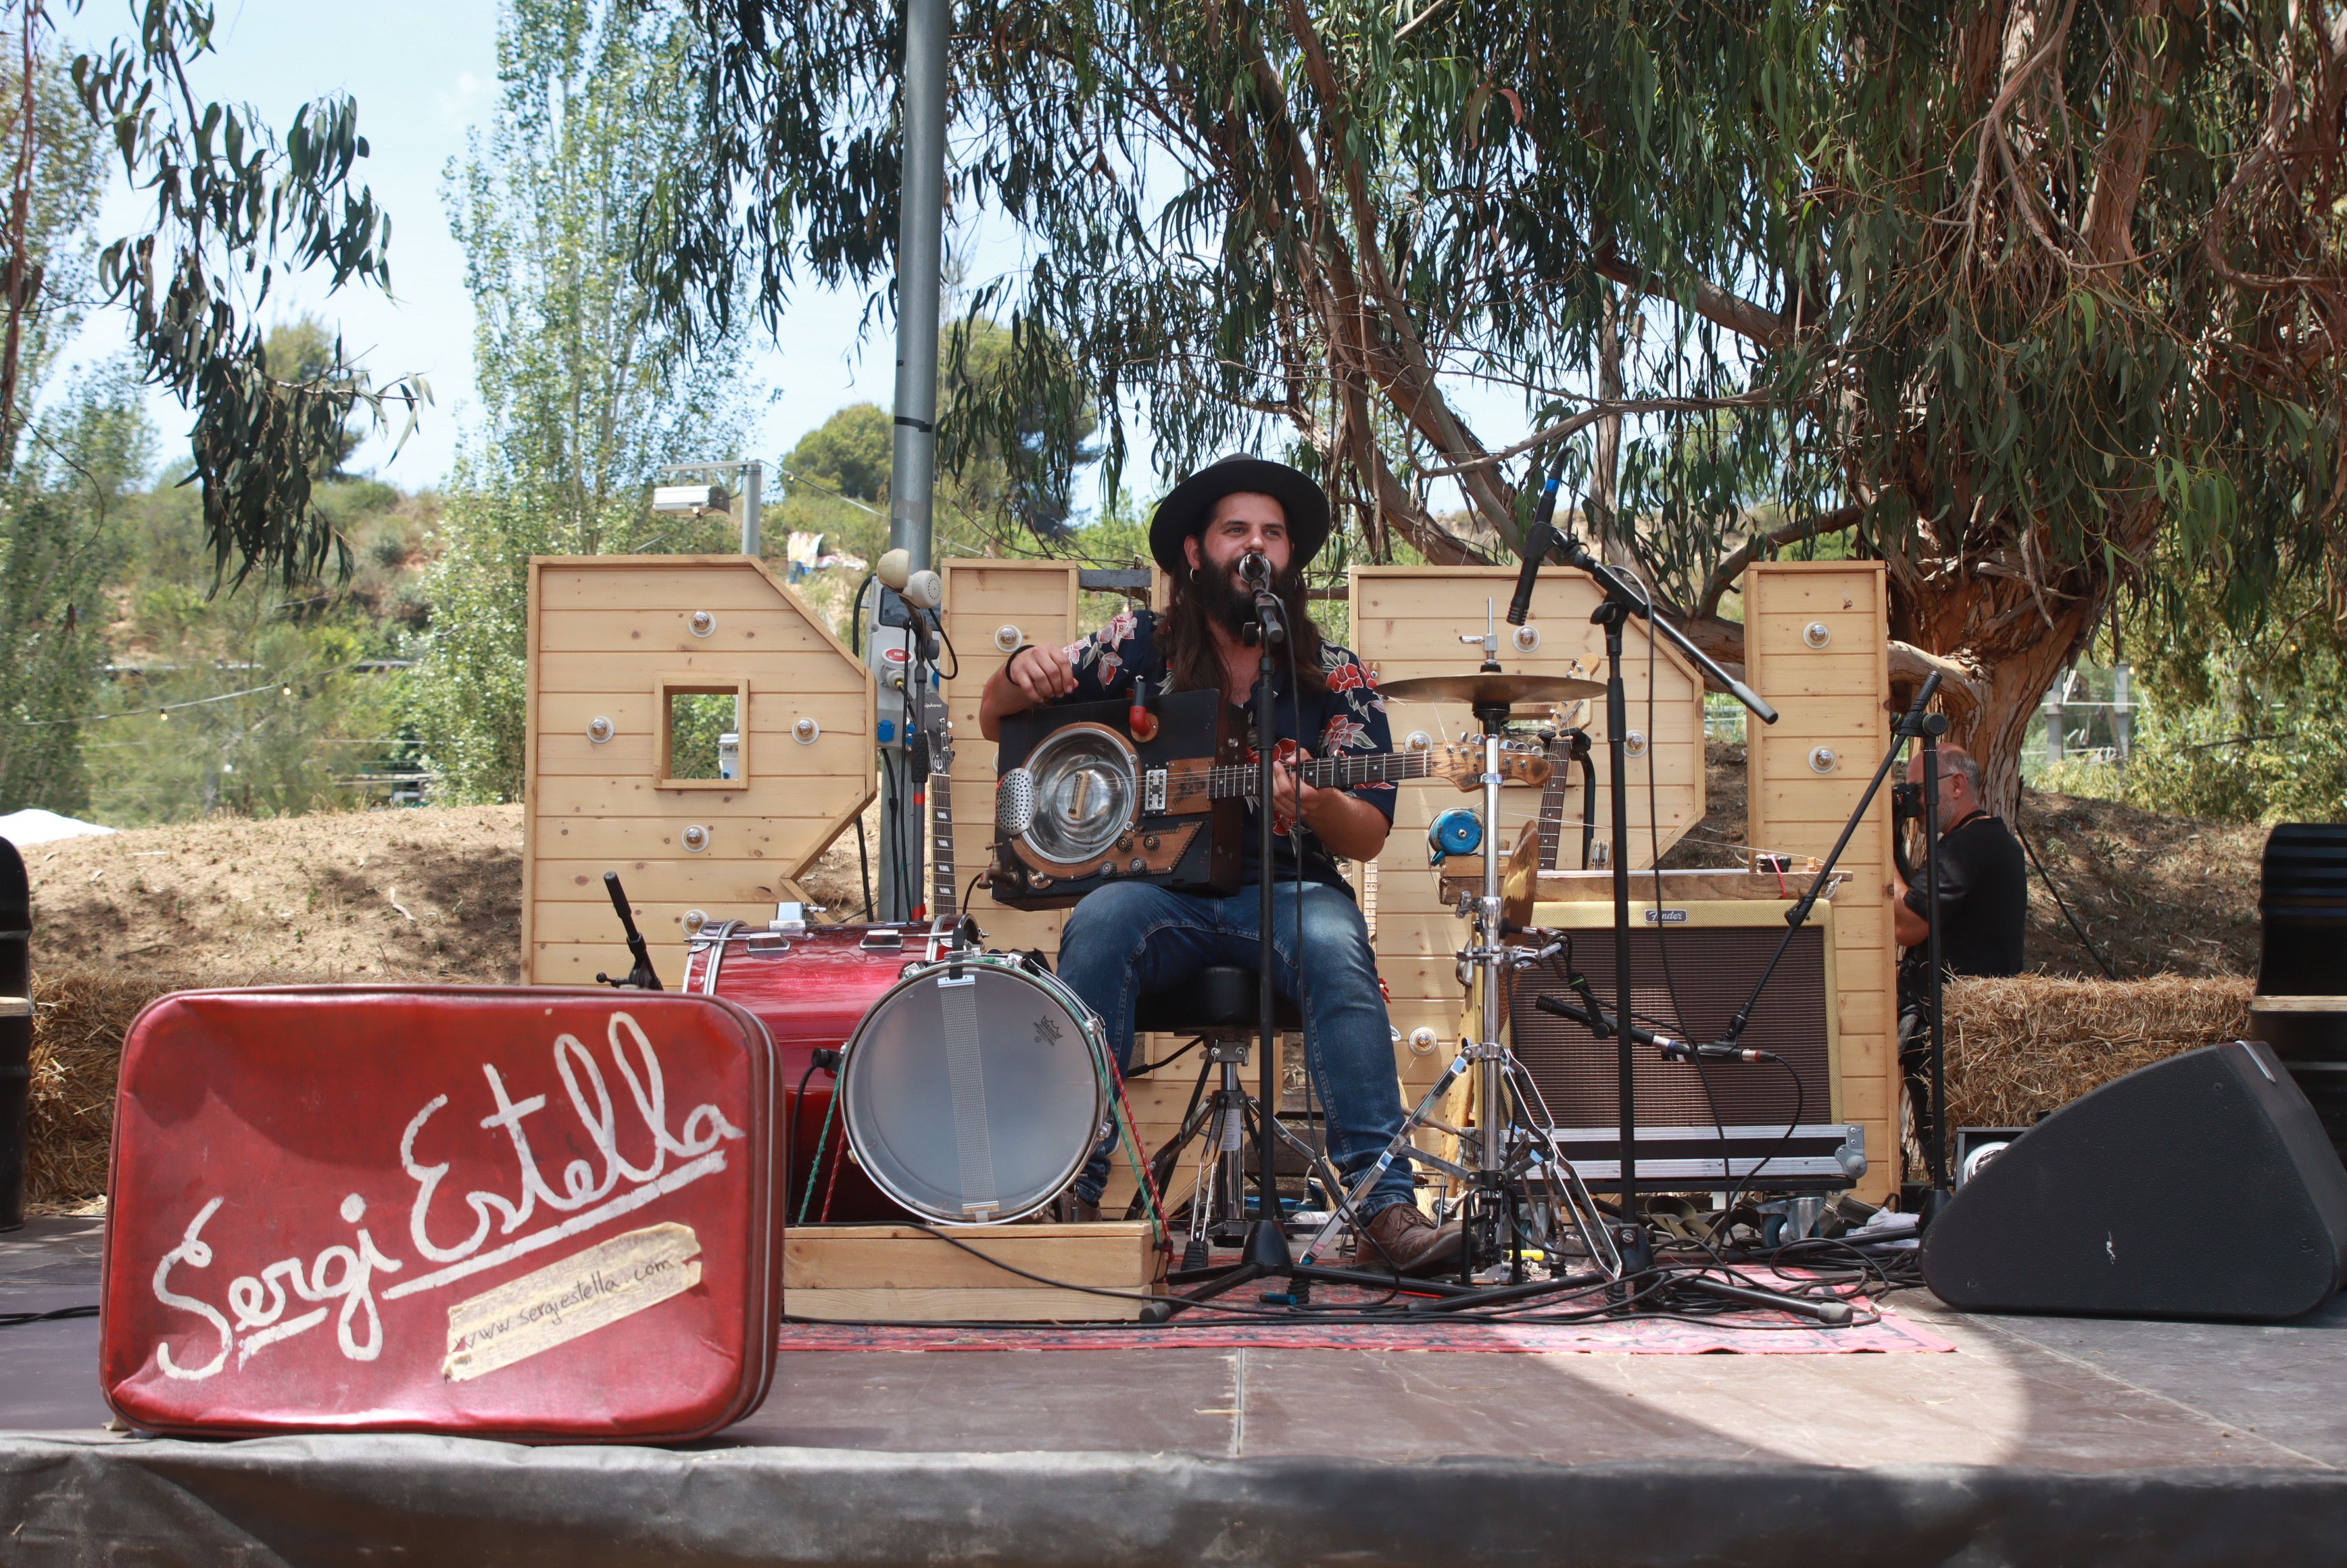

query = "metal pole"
(889, 0), (946, 570)
(740, 460), (763, 558)
(879, 0), (948, 921)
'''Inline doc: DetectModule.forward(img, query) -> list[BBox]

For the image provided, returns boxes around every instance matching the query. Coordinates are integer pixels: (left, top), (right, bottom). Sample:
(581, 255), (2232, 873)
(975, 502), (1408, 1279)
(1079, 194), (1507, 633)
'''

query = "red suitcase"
(100, 986), (781, 1440)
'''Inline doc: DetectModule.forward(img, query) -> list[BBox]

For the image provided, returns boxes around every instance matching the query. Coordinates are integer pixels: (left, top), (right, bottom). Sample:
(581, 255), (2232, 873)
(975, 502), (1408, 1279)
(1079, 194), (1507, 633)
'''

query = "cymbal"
(1378, 672), (1605, 707)
(1501, 820), (1543, 931)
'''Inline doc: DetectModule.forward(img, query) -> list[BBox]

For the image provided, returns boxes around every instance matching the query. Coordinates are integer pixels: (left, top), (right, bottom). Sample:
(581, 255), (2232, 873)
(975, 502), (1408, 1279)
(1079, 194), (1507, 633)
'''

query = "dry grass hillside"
(1670, 742), (2263, 979)
(21, 802), (877, 984)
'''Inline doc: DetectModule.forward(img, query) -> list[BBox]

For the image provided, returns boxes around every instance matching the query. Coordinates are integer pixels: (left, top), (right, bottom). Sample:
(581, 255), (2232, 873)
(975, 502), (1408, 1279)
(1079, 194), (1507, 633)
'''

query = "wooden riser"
(783, 1222), (1165, 1323)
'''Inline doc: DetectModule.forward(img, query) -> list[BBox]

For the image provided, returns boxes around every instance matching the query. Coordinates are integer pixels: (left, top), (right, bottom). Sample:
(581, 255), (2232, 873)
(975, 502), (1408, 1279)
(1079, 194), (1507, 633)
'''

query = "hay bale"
(1941, 974), (2254, 1129)
(25, 966), (351, 1209)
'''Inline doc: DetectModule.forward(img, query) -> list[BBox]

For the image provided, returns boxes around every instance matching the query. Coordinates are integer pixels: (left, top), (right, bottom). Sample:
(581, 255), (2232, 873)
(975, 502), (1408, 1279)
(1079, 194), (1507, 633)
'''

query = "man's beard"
(1192, 556), (1282, 637)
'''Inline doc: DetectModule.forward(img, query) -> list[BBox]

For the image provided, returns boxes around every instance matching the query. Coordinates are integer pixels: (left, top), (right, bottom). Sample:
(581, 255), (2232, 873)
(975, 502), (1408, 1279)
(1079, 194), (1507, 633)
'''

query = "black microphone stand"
(1917, 708), (1954, 1218)
(1141, 579), (1466, 1321)
(1537, 529), (1777, 1217)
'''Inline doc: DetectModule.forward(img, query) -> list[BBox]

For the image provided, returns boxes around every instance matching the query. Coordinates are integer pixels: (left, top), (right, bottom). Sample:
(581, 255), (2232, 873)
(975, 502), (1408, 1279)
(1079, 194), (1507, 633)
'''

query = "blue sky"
(54, 0), (1536, 516)
(59, 0), (913, 495)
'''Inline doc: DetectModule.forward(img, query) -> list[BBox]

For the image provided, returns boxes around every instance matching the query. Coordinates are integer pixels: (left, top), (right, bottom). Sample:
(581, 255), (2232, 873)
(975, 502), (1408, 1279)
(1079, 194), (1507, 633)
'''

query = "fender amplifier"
(1511, 896), (1860, 1192)
(101, 986), (781, 1440)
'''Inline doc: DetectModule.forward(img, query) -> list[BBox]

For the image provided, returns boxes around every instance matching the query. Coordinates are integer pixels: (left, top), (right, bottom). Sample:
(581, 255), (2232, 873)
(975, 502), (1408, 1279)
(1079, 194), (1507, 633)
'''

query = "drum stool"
(1132, 966), (1317, 1269)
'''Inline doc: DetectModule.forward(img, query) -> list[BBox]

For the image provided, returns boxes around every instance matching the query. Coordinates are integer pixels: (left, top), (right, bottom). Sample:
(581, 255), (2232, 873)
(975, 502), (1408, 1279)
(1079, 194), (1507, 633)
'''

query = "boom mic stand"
(1513, 522), (1778, 1217)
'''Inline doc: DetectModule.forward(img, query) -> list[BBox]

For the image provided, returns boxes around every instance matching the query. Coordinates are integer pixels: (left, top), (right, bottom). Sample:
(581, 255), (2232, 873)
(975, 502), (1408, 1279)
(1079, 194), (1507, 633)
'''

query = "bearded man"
(979, 456), (1461, 1275)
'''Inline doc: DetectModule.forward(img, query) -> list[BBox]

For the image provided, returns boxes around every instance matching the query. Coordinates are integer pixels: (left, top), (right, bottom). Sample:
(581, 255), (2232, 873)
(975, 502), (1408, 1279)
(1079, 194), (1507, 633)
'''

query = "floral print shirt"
(1054, 608), (1395, 891)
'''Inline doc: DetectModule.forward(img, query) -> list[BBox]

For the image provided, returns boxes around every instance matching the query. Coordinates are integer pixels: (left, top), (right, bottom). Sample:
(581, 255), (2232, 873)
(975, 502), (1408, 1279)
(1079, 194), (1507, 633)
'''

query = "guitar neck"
(1206, 750), (1437, 799)
(930, 766), (957, 918)
(1537, 745), (1568, 871)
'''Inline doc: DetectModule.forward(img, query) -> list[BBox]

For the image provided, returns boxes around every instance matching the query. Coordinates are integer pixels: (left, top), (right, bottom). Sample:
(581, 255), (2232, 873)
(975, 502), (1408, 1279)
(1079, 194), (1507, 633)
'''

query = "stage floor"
(8, 1213), (2347, 1565)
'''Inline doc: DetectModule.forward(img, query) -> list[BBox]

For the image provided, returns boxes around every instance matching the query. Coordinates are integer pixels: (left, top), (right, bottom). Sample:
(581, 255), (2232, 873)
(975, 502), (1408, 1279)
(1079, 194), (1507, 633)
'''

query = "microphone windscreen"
(903, 569), (944, 611)
(877, 548), (912, 591)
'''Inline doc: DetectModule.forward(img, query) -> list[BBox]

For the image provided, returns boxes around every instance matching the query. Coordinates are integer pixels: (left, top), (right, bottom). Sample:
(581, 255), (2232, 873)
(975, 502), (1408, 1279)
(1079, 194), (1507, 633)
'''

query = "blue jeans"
(1057, 880), (1417, 1221)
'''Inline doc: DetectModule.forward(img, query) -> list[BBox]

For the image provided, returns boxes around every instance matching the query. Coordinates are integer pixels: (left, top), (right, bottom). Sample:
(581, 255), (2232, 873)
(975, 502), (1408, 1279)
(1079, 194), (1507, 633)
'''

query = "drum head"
(840, 961), (1107, 1224)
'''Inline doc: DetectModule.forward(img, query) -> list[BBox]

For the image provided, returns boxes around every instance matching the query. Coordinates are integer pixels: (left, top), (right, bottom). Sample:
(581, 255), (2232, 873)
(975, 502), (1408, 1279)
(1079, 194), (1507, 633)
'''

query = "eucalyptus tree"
(412, 0), (756, 804)
(1, 0), (418, 588)
(641, 0), (2344, 809)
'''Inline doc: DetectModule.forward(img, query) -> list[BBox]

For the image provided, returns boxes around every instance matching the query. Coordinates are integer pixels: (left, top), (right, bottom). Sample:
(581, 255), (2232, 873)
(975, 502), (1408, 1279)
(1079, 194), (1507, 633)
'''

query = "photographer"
(1892, 743), (2027, 979)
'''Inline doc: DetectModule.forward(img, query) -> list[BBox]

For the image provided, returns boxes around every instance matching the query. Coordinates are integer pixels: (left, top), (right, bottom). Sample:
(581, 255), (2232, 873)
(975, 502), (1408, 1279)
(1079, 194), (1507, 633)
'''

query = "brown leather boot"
(1347, 1202), (1464, 1277)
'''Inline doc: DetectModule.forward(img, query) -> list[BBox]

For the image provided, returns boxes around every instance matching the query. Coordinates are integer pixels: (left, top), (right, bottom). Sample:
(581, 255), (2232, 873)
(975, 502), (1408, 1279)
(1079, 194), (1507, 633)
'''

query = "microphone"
(1533, 994), (1780, 1064)
(1533, 992), (1687, 1056)
(1659, 1041), (1782, 1065)
(1505, 479), (1562, 626)
(1236, 549), (1272, 587)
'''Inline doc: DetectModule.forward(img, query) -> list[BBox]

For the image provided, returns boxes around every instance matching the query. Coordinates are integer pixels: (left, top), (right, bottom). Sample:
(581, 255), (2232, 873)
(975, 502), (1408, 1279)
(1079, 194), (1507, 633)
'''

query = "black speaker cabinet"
(1922, 1040), (2347, 1322)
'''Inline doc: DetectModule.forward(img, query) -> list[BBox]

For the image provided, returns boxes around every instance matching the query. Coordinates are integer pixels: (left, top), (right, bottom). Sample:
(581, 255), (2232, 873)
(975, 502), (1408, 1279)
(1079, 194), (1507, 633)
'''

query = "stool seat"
(1134, 964), (1301, 1035)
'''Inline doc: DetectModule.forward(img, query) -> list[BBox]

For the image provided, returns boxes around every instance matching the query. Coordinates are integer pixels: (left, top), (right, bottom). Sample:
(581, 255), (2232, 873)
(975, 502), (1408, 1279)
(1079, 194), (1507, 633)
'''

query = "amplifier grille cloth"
(1509, 925), (1831, 1127)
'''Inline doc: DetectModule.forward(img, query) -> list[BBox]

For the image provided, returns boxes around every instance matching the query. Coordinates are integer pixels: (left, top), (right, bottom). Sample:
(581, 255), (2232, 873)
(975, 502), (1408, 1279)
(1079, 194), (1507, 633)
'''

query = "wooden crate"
(1349, 566), (1708, 1106)
(523, 555), (875, 985)
(783, 1222), (1164, 1321)
(1742, 562), (1898, 1202)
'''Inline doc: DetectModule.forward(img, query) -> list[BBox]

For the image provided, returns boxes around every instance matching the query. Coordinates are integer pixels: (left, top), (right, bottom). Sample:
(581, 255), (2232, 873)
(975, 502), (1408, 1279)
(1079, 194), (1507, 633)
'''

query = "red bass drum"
(681, 918), (959, 1223)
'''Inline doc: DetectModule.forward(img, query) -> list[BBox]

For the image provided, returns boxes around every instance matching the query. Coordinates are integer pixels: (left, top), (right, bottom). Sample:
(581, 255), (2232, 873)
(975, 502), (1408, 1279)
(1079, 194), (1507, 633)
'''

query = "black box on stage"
(1922, 1040), (2347, 1322)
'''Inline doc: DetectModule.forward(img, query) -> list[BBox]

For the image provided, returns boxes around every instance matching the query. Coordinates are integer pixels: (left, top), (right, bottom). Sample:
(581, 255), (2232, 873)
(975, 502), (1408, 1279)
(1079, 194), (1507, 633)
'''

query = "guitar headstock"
(1420, 739), (1552, 791)
(926, 693), (954, 775)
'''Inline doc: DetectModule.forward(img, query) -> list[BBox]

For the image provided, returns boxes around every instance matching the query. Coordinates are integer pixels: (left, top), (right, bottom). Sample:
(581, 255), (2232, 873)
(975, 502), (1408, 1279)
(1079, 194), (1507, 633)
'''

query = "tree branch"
(1698, 504), (1864, 619)
(1419, 391), (1775, 474)
(1591, 250), (1793, 349)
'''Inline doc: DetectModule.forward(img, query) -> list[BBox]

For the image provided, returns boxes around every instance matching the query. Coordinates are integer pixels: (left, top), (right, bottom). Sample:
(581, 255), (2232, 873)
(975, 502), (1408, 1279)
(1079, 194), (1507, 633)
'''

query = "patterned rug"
(777, 1278), (1956, 1356)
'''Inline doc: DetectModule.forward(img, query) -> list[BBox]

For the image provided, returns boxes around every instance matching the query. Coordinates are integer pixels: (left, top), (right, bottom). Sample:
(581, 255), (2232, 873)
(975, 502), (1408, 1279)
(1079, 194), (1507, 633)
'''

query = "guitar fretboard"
(930, 766), (957, 918)
(1205, 750), (1439, 799)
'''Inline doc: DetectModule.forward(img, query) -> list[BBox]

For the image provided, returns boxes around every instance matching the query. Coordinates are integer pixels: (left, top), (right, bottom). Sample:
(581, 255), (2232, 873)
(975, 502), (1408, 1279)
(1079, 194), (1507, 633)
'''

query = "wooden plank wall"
(524, 556), (875, 985)
(1348, 567), (1708, 1104)
(938, 559), (1082, 962)
(1741, 562), (1897, 1202)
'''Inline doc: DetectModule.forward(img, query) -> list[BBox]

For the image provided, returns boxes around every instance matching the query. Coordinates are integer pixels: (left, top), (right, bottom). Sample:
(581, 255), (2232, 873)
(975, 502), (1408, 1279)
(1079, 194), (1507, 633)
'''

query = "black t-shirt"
(1903, 814), (2027, 977)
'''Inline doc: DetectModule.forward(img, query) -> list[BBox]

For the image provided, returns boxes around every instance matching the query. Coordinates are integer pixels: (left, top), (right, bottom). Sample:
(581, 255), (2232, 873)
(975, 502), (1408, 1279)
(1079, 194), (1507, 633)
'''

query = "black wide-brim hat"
(1148, 456), (1331, 575)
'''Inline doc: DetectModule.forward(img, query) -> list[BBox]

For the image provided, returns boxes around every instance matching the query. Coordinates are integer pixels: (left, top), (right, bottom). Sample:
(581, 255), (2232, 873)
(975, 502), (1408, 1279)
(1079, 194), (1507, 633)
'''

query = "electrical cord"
(784, 1055), (823, 1231)
(0, 1304), (99, 1329)
(2015, 820), (2121, 979)
(856, 820), (875, 923)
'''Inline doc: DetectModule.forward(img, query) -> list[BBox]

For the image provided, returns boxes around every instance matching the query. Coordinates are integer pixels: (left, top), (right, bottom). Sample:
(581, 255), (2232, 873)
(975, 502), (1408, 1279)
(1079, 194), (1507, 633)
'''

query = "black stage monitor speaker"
(1922, 1040), (2347, 1322)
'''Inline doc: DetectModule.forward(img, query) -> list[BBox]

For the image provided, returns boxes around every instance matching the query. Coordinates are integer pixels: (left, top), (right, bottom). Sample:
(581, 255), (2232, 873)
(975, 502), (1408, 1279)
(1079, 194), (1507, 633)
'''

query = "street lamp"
(652, 460), (765, 556)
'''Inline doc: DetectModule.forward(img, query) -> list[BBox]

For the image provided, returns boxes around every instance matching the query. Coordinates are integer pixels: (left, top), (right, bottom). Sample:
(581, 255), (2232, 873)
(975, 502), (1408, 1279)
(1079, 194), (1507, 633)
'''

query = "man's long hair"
(1158, 557), (1327, 697)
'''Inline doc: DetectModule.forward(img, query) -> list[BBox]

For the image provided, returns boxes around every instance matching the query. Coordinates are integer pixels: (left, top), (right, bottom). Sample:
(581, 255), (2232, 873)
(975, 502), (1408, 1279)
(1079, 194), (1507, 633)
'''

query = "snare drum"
(840, 952), (1111, 1224)
(683, 918), (963, 1222)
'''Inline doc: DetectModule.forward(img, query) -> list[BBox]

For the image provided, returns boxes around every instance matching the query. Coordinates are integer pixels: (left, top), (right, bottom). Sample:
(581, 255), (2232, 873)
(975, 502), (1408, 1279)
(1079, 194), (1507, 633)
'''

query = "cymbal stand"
(1411, 522), (1868, 1323)
(1296, 609), (1620, 1287)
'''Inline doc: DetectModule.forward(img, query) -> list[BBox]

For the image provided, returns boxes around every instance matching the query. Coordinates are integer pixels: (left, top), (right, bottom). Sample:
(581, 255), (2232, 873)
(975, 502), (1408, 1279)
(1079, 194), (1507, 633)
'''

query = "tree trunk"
(1889, 566), (2107, 822)
(1591, 283), (1630, 568)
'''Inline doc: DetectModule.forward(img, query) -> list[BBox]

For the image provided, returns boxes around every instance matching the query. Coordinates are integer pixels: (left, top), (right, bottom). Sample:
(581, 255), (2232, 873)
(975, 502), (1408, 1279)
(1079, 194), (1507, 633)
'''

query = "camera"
(1891, 781), (1922, 820)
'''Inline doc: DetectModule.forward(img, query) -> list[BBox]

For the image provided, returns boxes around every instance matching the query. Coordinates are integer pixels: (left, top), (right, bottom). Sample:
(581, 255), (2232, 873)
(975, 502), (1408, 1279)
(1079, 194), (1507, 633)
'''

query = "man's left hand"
(1267, 751), (1332, 831)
